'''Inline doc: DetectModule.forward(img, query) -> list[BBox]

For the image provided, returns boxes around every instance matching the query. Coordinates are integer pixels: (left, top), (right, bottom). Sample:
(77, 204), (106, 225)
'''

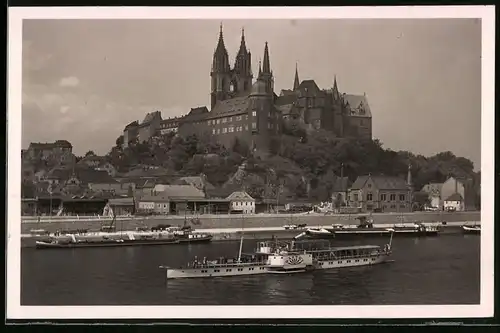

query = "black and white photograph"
(7, 6), (495, 320)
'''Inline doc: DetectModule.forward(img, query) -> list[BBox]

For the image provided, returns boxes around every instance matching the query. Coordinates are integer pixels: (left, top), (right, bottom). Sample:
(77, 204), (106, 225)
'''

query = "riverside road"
(20, 211), (480, 235)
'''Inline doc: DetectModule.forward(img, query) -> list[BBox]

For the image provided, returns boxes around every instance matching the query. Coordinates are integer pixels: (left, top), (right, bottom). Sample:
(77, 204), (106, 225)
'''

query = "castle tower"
(293, 63), (300, 91)
(258, 42), (274, 94)
(210, 23), (231, 110)
(233, 28), (253, 93)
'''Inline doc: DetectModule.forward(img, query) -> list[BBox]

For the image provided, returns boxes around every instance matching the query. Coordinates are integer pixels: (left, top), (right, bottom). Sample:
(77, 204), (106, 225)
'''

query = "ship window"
(355, 260), (359, 262)
(226, 269), (232, 272)
(347, 260), (351, 263)
(338, 261), (342, 264)
(372, 258), (376, 261)
(364, 259), (368, 262)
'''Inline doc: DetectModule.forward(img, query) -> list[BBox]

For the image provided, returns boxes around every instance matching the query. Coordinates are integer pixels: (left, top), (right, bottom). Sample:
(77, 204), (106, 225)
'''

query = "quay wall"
(20, 211), (480, 235)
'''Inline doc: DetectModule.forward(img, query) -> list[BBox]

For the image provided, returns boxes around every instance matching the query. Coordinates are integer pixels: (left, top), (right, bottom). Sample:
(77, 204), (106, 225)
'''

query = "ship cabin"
(307, 244), (384, 261)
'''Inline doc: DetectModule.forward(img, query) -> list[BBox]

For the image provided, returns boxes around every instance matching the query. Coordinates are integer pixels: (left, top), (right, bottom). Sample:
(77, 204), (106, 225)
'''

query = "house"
(77, 155), (117, 177)
(137, 194), (170, 215)
(226, 191), (256, 214)
(172, 174), (216, 193)
(153, 184), (206, 215)
(348, 173), (412, 213)
(440, 176), (476, 211)
(107, 197), (135, 216)
(443, 193), (464, 212)
(420, 183), (443, 208)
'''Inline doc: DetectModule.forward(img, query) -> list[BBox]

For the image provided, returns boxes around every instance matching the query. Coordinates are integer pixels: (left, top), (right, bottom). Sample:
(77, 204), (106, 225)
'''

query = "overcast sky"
(22, 19), (482, 169)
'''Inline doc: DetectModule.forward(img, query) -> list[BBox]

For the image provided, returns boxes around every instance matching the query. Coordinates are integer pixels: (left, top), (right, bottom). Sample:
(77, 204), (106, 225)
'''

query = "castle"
(122, 25), (372, 151)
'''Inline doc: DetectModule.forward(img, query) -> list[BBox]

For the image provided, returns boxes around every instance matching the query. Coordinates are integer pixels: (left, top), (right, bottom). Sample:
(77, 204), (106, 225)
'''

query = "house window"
(245, 115), (249, 120)
(207, 120), (212, 125)
(380, 194), (386, 201)
(245, 125), (249, 131)
(212, 129), (216, 135)
(252, 122), (257, 129)
(399, 194), (406, 201)
(390, 194), (396, 201)
(223, 128), (228, 133)
(216, 119), (220, 124)
(252, 111), (257, 117)
(367, 193), (373, 201)
(217, 129), (220, 134)
(368, 184), (372, 188)
(353, 194), (359, 201)
(236, 115), (242, 121)
(400, 204), (406, 209)
(228, 117), (232, 122)
(267, 123), (271, 129)
(222, 118), (227, 123)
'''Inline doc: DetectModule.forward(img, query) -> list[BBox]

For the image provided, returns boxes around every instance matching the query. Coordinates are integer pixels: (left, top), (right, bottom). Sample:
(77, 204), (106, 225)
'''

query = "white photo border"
(6, 5), (495, 320)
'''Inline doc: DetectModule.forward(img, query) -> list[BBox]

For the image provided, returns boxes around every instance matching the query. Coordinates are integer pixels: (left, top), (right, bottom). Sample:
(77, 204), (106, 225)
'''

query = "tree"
(85, 150), (96, 157)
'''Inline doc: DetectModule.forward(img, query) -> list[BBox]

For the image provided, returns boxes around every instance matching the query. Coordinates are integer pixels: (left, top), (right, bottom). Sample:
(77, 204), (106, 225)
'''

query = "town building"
(443, 192), (464, 211)
(348, 167), (413, 213)
(77, 155), (117, 177)
(121, 25), (373, 152)
(24, 140), (75, 164)
(107, 197), (135, 216)
(440, 176), (476, 211)
(330, 175), (351, 208)
(137, 194), (170, 215)
(226, 191), (256, 214)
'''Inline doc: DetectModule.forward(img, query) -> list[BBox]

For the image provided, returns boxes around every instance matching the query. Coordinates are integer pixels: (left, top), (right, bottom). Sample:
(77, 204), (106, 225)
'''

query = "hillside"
(106, 129), (480, 204)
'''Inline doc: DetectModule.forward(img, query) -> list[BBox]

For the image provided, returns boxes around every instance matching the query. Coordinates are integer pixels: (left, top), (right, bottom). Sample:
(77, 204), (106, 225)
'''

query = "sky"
(21, 18), (482, 169)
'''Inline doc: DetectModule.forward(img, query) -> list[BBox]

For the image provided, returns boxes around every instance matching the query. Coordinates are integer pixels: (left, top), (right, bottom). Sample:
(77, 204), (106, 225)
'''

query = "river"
(21, 234), (480, 305)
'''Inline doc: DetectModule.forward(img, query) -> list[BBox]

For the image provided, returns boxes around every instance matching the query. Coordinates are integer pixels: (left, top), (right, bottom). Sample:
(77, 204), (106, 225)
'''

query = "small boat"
(462, 223), (481, 235)
(169, 226), (213, 243)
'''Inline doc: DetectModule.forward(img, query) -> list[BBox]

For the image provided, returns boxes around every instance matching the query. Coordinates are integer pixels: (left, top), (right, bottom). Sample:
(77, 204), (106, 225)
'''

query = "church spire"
(262, 42), (271, 74)
(407, 163), (413, 187)
(293, 63), (300, 90)
(212, 22), (229, 72)
(258, 59), (262, 76)
(332, 75), (340, 100)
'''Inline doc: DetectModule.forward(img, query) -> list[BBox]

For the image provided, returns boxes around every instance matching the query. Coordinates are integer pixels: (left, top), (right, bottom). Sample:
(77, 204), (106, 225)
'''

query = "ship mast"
(237, 214), (244, 263)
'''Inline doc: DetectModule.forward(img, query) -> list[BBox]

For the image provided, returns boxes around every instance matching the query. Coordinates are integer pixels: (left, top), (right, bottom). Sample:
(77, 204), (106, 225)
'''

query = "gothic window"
(380, 194), (386, 201)
(399, 194), (406, 201)
(367, 193), (373, 201)
(390, 194), (396, 201)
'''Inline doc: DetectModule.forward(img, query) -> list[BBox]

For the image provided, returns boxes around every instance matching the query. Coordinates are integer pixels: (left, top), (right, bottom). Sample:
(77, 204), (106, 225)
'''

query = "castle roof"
(343, 94), (372, 118)
(124, 120), (139, 129)
(275, 93), (298, 106)
(209, 96), (249, 119)
(297, 80), (322, 96)
(182, 107), (209, 122)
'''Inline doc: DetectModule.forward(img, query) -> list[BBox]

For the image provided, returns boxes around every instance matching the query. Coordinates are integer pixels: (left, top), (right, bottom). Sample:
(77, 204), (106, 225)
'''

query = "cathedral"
(122, 25), (372, 151)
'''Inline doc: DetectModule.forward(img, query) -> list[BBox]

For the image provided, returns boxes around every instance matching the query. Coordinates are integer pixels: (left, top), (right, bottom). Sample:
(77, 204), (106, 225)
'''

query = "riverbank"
(20, 221), (478, 248)
(20, 211), (480, 235)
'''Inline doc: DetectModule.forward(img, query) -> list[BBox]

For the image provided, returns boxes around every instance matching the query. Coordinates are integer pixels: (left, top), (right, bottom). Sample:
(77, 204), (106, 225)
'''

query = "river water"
(21, 234), (480, 305)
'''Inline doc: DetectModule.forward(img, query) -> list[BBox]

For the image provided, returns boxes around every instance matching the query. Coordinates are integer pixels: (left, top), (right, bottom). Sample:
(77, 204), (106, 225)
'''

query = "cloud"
(59, 76), (80, 87)
(60, 105), (70, 114)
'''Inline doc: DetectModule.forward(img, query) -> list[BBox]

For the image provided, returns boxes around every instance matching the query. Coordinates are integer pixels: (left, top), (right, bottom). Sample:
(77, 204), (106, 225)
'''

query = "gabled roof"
(209, 97), (249, 118)
(124, 120), (139, 129)
(226, 191), (255, 202)
(142, 111), (162, 125)
(153, 184), (205, 199)
(297, 80), (321, 95)
(445, 193), (463, 201)
(138, 194), (170, 202)
(343, 94), (372, 118)
(108, 197), (135, 206)
(351, 175), (407, 190)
